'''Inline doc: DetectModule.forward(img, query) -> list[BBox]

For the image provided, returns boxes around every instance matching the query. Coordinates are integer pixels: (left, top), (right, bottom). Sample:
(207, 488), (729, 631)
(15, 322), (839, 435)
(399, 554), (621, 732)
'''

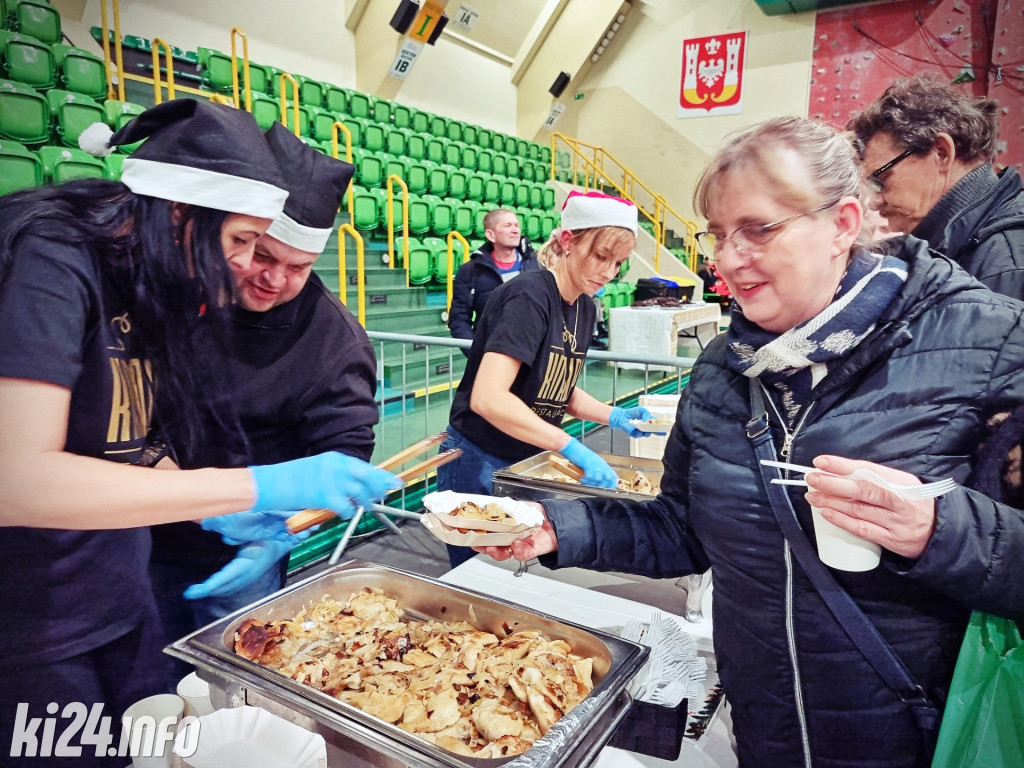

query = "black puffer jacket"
(447, 241), (541, 341)
(914, 164), (1024, 300)
(543, 237), (1024, 768)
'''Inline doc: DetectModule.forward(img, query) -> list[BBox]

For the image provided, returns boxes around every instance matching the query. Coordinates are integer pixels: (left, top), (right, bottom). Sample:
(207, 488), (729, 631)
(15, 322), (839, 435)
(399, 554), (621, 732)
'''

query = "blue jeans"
(436, 427), (512, 568)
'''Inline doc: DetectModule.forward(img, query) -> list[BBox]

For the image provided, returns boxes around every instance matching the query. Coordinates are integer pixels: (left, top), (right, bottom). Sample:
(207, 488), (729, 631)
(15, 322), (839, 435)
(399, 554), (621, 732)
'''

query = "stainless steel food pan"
(492, 450), (665, 503)
(166, 560), (646, 768)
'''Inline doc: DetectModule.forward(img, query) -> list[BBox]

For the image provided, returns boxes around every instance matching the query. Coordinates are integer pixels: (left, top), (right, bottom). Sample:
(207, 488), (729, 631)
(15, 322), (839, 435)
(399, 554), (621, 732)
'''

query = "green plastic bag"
(932, 611), (1024, 768)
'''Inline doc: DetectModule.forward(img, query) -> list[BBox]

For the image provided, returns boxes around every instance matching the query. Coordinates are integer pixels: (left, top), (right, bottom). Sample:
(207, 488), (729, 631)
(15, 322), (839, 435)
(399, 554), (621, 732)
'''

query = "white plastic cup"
(121, 693), (184, 768)
(810, 506), (881, 571)
(176, 672), (214, 719)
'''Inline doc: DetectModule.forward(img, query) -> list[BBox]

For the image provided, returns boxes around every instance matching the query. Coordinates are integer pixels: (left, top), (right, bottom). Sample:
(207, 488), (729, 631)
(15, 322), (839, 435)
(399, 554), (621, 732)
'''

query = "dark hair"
(846, 74), (1000, 164)
(0, 179), (243, 462)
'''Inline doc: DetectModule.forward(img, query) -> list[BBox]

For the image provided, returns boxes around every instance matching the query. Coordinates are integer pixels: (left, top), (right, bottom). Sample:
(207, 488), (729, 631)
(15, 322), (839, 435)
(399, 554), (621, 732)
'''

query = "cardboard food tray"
(167, 560), (648, 768)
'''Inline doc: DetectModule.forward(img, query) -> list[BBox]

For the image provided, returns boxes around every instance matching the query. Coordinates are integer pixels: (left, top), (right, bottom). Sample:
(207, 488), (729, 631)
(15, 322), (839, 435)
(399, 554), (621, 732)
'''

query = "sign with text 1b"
(388, 39), (423, 80)
(678, 31), (747, 119)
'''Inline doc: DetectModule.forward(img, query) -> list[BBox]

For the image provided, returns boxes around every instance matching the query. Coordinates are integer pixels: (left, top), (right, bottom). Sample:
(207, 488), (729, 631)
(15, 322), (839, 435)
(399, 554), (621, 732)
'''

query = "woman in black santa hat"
(0, 99), (399, 765)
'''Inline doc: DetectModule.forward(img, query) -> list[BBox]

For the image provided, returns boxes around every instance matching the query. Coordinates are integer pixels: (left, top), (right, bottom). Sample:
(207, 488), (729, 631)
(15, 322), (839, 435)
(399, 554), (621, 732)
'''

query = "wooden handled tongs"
(547, 452), (585, 482)
(286, 432), (460, 534)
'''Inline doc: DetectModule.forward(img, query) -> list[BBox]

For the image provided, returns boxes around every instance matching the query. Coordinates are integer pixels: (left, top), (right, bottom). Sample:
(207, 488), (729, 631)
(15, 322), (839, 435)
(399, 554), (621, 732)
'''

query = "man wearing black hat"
(149, 124), (377, 660)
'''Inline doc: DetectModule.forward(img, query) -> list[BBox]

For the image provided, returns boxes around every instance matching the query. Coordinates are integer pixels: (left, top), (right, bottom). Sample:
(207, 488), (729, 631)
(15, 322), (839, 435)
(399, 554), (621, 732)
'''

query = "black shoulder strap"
(746, 379), (934, 711)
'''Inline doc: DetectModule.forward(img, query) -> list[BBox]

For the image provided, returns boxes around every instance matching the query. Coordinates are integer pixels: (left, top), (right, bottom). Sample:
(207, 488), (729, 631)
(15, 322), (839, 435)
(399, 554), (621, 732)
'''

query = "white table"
(442, 559), (737, 768)
(609, 304), (722, 370)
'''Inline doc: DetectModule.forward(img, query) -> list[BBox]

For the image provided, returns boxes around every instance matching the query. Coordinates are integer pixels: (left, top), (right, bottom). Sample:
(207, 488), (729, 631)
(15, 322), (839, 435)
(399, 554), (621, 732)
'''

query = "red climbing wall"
(809, 0), (1024, 173)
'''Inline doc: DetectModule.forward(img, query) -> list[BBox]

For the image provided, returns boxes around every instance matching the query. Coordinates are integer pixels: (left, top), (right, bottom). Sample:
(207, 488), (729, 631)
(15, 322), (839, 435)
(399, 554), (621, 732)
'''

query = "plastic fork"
(759, 460), (957, 501)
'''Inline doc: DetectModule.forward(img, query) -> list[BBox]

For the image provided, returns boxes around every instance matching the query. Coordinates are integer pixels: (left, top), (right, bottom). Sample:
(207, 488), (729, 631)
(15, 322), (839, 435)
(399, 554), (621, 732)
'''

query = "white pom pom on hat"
(78, 121), (115, 157)
(560, 190), (638, 237)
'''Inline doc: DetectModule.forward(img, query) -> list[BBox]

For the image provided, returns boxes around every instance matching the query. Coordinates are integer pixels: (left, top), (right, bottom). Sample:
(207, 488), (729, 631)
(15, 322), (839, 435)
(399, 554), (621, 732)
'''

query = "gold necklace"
(562, 302), (579, 353)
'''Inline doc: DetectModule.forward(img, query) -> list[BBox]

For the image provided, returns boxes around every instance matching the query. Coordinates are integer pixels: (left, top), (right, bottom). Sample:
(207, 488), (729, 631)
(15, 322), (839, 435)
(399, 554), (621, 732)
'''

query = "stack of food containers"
(629, 393), (681, 460)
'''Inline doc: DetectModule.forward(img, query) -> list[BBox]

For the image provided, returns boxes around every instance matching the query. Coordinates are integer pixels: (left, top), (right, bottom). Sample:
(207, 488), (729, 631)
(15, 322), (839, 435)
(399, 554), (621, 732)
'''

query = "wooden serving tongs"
(547, 452), (585, 482)
(286, 432), (460, 535)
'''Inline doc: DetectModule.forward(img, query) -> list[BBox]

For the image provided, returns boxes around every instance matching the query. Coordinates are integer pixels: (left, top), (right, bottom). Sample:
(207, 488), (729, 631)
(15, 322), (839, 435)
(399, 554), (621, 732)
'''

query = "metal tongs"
(286, 432), (461, 537)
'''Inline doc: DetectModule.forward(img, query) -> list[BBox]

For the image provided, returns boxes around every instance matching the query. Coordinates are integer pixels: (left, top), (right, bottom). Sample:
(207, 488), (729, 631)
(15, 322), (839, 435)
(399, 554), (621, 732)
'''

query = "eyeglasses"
(864, 147), (915, 194)
(695, 199), (840, 264)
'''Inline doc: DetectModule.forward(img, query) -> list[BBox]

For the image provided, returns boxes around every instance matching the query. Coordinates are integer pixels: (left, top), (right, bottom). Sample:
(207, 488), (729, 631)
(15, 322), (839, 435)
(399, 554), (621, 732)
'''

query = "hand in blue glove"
(249, 452), (403, 519)
(609, 406), (665, 438)
(560, 437), (619, 489)
(199, 510), (297, 546)
(183, 538), (294, 600)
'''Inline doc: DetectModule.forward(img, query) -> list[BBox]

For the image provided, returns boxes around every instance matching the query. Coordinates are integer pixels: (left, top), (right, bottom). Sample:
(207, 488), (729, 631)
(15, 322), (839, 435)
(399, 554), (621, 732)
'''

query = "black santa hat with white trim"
(78, 99), (288, 219)
(263, 122), (355, 253)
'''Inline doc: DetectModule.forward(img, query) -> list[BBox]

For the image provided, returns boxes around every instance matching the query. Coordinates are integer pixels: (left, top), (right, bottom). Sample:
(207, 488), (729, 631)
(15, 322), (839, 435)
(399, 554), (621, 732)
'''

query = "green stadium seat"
(461, 123), (478, 147)
(406, 238), (433, 285)
(491, 152), (506, 177)
(280, 103), (312, 137)
(431, 198), (455, 236)
(384, 125), (407, 157)
(527, 182), (543, 209)
(102, 99), (144, 153)
(445, 118), (463, 143)
(370, 95), (392, 125)
(406, 130), (426, 161)
(543, 186), (555, 210)
(248, 91), (279, 130)
(0, 78), (48, 143)
(405, 159), (429, 195)
(196, 46), (235, 93)
(350, 184), (380, 231)
(38, 144), (104, 182)
(0, 30), (53, 88)
(514, 180), (530, 208)
(465, 171), (485, 202)
(301, 136), (331, 155)
(476, 127), (493, 150)
(515, 138), (529, 158)
(405, 194), (431, 235)
(378, 185), (405, 230)
(447, 167), (468, 199)
(294, 75), (323, 108)
(476, 148), (493, 174)
(347, 90), (370, 119)
(391, 102), (412, 129)
(539, 145), (552, 164)
(383, 154), (408, 184)
(427, 163), (449, 197)
(308, 105), (338, 143)
(443, 139), (461, 168)
(46, 89), (102, 148)
(459, 142), (477, 171)
(243, 60), (272, 94)
(505, 156), (521, 179)
(361, 120), (385, 152)
(410, 108), (429, 134)
(524, 210), (542, 242)
(0, 138), (41, 193)
(425, 135), (447, 165)
(339, 115), (364, 148)
(499, 178), (517, 206)
(102, 151), (124, 180)
(503, 135), (519, 156)
(473, 205), (488, 238)
(352, 147), (384, 187)
(323, 84), (347, 113)
(52, 44), (105, 99)
(482, 173), (500, 204)
(422, 235), (448, 281)
(454, 199), (477, 237)
(526, 141), (540, 161)
(541, 211), (557, 239)
(8, 0), (60, 44)
(428, 113), (447, 138)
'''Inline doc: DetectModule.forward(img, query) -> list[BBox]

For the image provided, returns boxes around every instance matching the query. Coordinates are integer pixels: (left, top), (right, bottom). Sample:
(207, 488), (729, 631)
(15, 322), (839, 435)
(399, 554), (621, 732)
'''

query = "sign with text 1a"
(453, 4), (479, 32)
(678, 31), (746, 119)
(388, 39), (424, 80)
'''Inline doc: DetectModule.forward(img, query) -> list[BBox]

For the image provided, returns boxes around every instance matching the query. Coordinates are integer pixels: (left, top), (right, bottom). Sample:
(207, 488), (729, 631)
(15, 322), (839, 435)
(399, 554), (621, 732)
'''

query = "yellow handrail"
(230, 27), (251, 112)
(279, 72), (300, 136)
(151, 38), (176, 104)
(386, 175), (410, 286)
(445, 231), (471, 311)
(99, 0), (123, 101)
(338, 224), (366, 326)
(550, 132), (699, 274)
(330, 122), (355, 222)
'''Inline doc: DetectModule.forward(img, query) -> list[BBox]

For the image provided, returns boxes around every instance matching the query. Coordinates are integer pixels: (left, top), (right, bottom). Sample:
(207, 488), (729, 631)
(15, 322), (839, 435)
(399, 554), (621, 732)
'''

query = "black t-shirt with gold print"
(450, 269), (595, 462)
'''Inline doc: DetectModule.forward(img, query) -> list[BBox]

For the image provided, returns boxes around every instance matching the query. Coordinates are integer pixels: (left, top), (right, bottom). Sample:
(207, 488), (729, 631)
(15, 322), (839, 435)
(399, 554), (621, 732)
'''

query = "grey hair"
(693, 116), (862, 219)
(847, 74), (999, 164)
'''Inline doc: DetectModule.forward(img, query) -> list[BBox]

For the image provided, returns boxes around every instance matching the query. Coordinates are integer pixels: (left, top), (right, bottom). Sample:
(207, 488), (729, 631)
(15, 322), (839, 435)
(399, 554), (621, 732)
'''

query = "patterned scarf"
(726, 249), (908, 423)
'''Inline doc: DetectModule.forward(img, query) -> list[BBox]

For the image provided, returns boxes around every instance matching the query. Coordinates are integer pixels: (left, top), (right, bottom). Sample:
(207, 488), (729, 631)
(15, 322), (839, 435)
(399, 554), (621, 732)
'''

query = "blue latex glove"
(609, 406), (663, 438)
(249, 452), (402, 519)
(183, 538), (295, 600)
(199, 510), (295, 546)
(560, 437), (619, 489)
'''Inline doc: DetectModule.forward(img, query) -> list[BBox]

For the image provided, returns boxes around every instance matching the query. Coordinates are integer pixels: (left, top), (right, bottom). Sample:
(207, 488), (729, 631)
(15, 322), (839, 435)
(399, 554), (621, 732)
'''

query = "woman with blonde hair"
(480, 116), (1024, 767)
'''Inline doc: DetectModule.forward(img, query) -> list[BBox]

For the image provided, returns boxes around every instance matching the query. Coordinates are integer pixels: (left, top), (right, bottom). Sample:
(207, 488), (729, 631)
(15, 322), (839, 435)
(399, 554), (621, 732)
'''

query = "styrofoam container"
(173, 706), (326, 768)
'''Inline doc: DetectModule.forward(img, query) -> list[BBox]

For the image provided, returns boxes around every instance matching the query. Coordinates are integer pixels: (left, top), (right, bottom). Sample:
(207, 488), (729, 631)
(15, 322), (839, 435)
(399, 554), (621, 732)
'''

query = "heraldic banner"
(678, 31), (747, 119)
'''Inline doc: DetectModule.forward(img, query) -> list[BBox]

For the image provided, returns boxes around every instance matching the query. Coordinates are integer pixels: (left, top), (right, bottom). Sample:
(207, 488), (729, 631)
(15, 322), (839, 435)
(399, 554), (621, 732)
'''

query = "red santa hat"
(560, 190), (638, 237)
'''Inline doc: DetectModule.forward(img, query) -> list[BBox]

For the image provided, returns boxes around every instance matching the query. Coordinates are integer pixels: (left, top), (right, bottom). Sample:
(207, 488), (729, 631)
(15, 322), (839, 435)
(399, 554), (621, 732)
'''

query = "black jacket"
(543, 237), (1024, 768)
(914, 164), (1024, 300)
(447, 240), (542, 342)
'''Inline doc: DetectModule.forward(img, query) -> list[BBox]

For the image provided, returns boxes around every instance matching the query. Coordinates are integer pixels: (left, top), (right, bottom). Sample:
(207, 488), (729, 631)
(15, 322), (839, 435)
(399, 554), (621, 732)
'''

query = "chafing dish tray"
(492, 451), (665, 503)
(167, 560), (646, 768)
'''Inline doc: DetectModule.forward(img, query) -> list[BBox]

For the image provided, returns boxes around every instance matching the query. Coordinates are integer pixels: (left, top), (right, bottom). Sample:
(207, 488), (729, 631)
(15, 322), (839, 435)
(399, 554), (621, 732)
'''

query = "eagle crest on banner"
(679, 32), (746, 118)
